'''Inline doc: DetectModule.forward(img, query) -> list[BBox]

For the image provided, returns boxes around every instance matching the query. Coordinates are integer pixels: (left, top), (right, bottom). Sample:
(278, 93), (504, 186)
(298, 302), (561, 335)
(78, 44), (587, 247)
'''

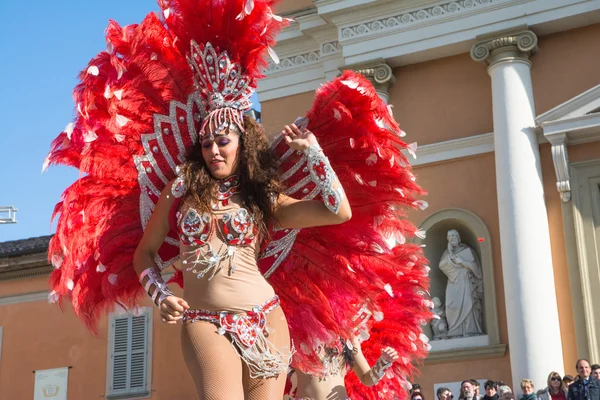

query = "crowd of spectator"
(409, 359), (600, 400)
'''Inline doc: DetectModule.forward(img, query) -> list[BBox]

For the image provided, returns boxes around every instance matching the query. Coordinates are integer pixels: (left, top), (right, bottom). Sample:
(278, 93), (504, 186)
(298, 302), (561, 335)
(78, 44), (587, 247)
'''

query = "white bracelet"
(139, 267), (174, 307)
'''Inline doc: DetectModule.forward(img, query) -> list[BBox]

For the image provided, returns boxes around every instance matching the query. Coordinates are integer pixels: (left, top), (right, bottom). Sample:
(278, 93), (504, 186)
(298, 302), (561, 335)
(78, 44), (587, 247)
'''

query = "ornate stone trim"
(321, 41), (342, 56)
(546, 132), (571, 202)
(265, 41), (341, 74)
(352, 63), (394, 86)
(0, 266), (53, 281)
(341, 0), (499, 40)
(471, 26), (538, 67)
(343, 59), (395, 103)
(266, 50), (321, 74)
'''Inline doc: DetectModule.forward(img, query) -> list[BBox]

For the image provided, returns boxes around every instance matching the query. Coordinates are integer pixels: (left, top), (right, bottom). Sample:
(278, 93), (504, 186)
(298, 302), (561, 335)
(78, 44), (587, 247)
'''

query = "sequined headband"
(188, 41), (254, 135)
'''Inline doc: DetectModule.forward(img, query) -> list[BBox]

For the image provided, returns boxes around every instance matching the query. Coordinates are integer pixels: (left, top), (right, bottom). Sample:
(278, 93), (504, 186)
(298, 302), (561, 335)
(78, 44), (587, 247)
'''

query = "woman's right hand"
(380, 346), (399, 364)
(159, 295), (190, 325)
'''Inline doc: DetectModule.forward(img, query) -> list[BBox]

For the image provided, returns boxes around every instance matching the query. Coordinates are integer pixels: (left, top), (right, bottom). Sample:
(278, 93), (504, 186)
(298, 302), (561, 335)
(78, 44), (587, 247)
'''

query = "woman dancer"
(290, 339), (399, 400)
(135, 120), (350, 398)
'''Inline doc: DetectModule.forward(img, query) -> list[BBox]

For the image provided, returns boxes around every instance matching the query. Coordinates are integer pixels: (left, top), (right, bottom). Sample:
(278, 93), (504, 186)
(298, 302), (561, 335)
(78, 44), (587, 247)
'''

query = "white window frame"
(106, 306), (153, 399)
(570, 160), (600, 363)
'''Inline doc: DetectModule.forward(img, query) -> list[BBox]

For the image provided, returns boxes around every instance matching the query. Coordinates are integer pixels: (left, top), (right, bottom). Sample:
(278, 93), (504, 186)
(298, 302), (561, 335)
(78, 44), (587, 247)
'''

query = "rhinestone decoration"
(186, 41), (254, 135)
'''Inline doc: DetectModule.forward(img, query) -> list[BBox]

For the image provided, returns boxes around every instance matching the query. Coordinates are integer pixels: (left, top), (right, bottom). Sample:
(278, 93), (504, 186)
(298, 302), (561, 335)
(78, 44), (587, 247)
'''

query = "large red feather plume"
(46, 0), (287, 330)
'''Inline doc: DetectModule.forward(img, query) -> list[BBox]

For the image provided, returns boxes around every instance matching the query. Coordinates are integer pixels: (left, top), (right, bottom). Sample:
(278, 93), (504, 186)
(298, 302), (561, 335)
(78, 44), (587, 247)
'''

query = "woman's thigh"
(181, 321), (244, 400)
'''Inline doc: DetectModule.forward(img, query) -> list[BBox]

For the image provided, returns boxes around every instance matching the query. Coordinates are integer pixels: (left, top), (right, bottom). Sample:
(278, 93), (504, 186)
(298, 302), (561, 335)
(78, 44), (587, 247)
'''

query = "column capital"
(471, 26), (538, 68)
(343, 58), (395, 103)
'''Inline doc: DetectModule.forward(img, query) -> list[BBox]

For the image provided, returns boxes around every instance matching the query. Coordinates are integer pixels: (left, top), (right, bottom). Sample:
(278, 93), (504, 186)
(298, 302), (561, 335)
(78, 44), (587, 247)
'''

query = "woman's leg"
(181, 320), (245, 400)
(243, 306), (291, 399)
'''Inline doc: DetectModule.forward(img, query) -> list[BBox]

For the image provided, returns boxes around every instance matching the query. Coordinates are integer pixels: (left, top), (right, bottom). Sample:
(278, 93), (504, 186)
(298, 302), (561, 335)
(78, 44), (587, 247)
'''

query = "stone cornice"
(537, 84), (600, 124)
(258, 1), (599, 102)
(470, 26), (538, 67)
(339, 0), (503, 42)
(0, 252), (52, 281)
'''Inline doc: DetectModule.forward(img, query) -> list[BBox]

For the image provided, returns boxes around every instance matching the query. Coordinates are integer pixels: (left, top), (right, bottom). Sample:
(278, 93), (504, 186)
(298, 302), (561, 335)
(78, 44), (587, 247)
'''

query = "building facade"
(1, 0), (600, 399)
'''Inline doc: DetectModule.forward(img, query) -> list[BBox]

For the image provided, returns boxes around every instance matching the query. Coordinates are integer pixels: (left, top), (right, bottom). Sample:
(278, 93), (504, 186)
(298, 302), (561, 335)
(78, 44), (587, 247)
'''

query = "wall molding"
(0, 290), (49, 306)
(0, 272), (175, 306)
(406, 132), (494, 166)
(425, 343), (507, 364)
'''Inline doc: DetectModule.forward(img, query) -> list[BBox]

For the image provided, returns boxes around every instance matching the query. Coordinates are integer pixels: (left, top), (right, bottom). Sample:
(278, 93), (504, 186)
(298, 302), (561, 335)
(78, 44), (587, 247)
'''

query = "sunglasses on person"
(551, 377), (562, 382)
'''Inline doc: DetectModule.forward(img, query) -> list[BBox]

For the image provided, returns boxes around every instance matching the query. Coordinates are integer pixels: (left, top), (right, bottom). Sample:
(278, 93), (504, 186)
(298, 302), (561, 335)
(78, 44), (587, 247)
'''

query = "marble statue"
(438, 229), (484, 337)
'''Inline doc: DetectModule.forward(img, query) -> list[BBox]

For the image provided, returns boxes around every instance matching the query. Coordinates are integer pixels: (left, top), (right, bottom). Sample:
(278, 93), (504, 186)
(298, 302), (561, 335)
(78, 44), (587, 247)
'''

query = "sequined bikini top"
(177, 206), (256, 247)
(173, 175), (258, 280)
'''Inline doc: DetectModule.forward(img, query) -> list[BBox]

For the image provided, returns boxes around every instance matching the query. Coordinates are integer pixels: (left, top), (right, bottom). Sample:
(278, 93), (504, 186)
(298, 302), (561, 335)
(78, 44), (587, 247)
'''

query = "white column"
(471, 27), (564, 390)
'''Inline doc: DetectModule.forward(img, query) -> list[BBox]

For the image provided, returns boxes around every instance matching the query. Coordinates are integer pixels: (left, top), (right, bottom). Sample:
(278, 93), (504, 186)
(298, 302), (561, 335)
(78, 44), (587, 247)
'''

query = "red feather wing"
(260, 71), (433, 391)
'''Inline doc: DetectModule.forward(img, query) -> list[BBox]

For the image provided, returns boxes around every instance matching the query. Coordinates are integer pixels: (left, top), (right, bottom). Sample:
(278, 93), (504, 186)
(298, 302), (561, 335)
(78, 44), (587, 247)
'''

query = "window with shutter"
(106, 308), (152, 399)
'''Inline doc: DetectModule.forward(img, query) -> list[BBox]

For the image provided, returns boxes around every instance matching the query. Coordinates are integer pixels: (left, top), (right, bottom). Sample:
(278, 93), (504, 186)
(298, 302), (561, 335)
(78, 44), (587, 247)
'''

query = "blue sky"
(0, 0), (260, 242)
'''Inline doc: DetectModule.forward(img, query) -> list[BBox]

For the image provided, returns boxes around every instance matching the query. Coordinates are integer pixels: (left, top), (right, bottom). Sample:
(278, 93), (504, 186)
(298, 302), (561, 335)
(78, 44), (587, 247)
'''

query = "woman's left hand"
(380, 347), (399, 363)
(282, 124), (317, 152)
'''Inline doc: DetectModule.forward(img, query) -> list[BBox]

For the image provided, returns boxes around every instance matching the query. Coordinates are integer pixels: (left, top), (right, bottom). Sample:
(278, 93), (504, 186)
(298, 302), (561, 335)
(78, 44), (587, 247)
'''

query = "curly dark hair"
(179, 115), (283, 238)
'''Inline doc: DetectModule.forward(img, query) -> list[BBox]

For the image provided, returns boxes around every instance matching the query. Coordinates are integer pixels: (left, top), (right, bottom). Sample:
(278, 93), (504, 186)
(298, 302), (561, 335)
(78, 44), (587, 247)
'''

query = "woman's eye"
(217, 139), (230, 147)
(201, 141), (212, 149)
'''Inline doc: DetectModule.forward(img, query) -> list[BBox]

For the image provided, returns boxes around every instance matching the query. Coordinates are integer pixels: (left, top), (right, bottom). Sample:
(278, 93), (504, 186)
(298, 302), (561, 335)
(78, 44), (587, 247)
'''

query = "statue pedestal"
(430, 335), (489, 352)
(425, 335), (505, 364)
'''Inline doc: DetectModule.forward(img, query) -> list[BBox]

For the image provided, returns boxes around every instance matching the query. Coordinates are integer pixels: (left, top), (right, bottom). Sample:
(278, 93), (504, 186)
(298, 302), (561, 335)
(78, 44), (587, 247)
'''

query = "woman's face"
(550, 375), (561, 389)
(522, 385), (534, 395)
(201, 128), (240, 179)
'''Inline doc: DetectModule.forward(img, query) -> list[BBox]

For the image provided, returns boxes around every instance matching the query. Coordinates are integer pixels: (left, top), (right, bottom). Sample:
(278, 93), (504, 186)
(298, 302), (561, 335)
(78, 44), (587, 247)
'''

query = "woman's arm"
(133, 181), (175, 276)
(133, 181), (189, 322)
(351, 339), (399, 387)
(273, 124), (352, 229)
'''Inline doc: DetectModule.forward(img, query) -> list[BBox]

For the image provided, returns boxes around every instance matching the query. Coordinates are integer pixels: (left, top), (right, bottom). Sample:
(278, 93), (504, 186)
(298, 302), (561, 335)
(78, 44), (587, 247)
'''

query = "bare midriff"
(178, 197), (276, 312)
(295, 365), (348, 400)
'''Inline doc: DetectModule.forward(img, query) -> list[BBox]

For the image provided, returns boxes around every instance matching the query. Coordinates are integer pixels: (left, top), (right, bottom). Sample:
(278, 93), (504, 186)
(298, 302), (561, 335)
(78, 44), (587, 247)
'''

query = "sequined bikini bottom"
(183, 295), (293, 378)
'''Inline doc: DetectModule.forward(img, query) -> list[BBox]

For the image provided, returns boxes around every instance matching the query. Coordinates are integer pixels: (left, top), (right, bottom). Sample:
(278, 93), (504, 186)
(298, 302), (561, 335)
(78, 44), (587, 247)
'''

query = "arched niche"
(416, 208), (501, 354)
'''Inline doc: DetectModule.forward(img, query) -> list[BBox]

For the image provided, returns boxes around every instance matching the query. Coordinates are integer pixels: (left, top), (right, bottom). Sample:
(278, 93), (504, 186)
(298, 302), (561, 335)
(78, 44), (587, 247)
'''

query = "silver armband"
(139, 267), (175, 307)
(305, 143), (344, 214)
(369, 356), (393, 384)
